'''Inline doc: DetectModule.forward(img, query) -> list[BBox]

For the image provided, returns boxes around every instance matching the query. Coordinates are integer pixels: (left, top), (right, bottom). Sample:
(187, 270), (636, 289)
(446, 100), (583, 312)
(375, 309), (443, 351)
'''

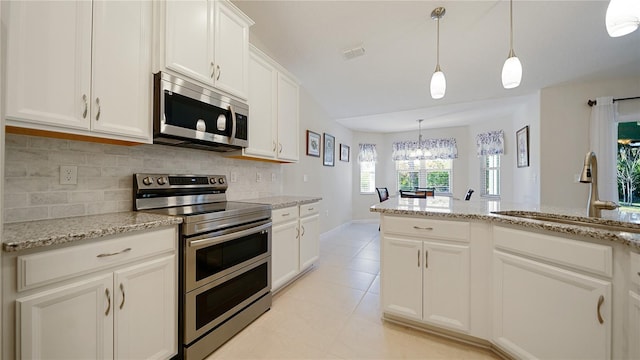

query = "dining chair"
(415, 187), (435, 197)
(376, 187), (390, 202)
(400, 190), (427, 198)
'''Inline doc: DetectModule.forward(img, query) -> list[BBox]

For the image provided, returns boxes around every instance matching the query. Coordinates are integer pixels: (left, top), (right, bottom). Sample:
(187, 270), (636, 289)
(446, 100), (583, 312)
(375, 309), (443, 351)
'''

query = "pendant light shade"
(502, 52), (522, 89)
(502, 0), (522, 89)
(430, 7), (446, 100)
(606, 0), (640, 37)
(430, 68), (446, 99)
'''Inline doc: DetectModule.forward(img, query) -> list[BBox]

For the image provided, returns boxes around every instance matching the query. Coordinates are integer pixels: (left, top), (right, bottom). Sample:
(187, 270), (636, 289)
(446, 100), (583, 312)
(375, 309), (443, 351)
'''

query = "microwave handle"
(229, 105), (236, 144)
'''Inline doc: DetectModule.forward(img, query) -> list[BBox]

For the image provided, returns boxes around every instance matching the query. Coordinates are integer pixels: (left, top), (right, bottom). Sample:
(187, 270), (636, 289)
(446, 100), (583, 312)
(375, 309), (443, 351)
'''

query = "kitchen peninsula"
(371, 196), (640, 360)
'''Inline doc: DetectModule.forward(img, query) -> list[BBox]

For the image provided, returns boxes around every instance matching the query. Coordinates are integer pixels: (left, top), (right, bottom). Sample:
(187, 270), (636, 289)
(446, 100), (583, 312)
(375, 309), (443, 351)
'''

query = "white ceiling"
(232, 0), (640, 133)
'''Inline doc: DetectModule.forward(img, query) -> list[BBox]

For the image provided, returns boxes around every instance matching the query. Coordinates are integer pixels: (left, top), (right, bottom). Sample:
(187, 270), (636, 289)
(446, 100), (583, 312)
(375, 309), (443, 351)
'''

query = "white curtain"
(475, 130), (505, 156)
(589, 96), (618, 202)
(392, 138), (458, 160)
(358, 143), (377, 162)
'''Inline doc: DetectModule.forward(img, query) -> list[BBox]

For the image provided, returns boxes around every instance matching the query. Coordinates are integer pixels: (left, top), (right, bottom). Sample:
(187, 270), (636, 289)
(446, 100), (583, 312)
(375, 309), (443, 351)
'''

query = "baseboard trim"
(350, 219), (378, 224)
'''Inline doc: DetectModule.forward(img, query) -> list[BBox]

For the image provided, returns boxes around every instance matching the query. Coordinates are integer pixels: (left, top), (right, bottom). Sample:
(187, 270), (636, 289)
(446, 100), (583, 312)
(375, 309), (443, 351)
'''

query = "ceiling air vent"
(342, 46), (366, 60)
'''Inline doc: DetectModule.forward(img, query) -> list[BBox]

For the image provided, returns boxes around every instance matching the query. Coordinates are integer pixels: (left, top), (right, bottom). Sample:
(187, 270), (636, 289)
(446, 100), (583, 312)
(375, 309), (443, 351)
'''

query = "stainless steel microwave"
(152, 72), (249, 151)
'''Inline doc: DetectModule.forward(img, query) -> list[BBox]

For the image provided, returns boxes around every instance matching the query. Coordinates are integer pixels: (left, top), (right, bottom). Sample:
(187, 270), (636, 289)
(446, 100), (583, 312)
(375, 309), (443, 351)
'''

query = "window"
(396, 159), (452, 194)
(360, 161), (376, 193)
(481, 154), (500, 197)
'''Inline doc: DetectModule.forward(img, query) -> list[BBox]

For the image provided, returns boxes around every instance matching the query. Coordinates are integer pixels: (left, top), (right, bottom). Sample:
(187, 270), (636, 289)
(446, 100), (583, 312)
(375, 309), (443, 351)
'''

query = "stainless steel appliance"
(153, 72), (249, 151)
(134, 174), (272, 360)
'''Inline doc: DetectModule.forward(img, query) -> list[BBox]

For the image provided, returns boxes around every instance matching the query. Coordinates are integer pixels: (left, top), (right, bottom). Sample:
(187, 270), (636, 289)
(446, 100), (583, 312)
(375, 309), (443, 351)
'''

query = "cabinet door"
(214, 0), (251, 99)
(423, 241), (470, 332)
(114, 255), (177, 360)
(272, 220), (300, 291)
(493, 250), (611, 359)
(165, 0), (214, 85)
(276, 73), (300, 162)
(91, 0), (152, 141)
(245, 48), (277, 159)
(381, 236), (422, 320)
(16, 274), (113, 359)
(629, 291), (640, 359)
(5, 0), (92, 130)
(300, 214), (320, 270)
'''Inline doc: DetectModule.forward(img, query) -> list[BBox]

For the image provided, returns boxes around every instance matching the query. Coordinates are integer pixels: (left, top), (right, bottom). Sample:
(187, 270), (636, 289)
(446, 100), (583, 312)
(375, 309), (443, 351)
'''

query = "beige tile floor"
(207, 223), (500, 359)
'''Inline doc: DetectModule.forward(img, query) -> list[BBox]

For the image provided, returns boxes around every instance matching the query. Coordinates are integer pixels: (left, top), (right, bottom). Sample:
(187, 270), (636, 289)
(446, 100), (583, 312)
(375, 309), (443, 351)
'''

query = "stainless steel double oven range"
(134, 174), (272, 360)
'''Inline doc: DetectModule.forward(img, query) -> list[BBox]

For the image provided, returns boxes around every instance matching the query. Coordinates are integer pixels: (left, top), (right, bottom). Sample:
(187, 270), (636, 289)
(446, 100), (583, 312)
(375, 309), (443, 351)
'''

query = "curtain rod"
(587, 96), (640, 107)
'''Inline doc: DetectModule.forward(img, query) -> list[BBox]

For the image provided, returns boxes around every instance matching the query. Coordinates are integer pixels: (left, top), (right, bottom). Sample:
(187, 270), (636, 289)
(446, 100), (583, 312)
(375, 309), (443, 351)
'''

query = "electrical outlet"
(230, 172), (238, 183)
(60, 165), (78, 185)
(256, 172), (262, 182)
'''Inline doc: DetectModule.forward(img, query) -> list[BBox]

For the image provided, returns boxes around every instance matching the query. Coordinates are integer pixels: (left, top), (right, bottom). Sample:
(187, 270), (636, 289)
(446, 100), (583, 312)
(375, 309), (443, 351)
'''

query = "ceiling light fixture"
(430, 7), (446, 100)
(606, 0), (640, 37)
(501, 0), (522, 89)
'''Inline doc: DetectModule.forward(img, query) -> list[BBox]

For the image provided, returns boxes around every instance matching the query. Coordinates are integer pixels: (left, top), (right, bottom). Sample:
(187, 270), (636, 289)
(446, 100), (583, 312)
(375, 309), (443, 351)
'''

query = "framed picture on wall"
(306, 130), (321, 157)
(323, 133), (335, 166)
(340, 144), (350, 162)
(516, 125), (530, 168)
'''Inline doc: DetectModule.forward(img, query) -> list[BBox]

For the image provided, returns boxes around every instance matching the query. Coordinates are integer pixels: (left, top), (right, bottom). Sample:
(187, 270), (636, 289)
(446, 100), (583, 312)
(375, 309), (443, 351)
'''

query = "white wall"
(539, 76), (640, 209)
(281, 88), (353, 233)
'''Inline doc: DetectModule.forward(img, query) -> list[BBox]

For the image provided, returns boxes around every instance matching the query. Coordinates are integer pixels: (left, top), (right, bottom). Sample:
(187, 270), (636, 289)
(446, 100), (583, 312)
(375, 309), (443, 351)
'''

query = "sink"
(492, 210), (640, 234)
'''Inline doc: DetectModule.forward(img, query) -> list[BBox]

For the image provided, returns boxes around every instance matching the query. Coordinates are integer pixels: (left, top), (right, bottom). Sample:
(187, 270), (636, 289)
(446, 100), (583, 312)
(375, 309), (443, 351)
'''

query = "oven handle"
(188, 221), (272, 248)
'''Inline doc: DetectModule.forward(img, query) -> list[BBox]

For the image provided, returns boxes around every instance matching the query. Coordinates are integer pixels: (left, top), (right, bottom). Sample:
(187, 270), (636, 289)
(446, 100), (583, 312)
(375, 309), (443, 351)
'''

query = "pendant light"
(415, 119), (425, 157)
(606, 0), (640, 37)
(501, 0), (522, 89)
(430, 7), (446, 100)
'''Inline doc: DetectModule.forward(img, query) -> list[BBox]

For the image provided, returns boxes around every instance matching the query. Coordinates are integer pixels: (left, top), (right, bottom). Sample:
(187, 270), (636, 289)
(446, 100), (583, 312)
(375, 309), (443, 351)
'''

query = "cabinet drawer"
(300, 202), (319, 217)
(494, 226), (612, 277)
(383, 216), (469, 242)
(631, 252), (640, 287)
(272, 206), (298, 225)
(17, 227), (176, 291)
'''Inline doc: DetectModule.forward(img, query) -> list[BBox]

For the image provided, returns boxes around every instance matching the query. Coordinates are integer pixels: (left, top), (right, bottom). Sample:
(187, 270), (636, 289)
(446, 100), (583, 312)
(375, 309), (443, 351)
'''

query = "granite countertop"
(371, 196), (640, 249)
(240, 195), (322, 210)
(3, 212), (183, 252)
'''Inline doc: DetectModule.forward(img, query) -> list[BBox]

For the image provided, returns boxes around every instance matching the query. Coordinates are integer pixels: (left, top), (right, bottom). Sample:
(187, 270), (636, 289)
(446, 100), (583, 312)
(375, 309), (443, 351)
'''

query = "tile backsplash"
(4, 134), (281, 223)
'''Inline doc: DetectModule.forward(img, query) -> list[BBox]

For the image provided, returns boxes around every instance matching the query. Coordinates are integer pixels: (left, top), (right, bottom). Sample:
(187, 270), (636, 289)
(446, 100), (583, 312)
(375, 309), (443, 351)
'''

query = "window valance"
(358, 143), (377, 162)
(392, 138), (458, 160)
(475, 130), (504, 156)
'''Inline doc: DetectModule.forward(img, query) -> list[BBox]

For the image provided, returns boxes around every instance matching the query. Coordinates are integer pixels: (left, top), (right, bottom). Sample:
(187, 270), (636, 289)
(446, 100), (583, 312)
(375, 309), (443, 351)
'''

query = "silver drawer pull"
(281, 213), (290, 217)
(413, 226), (434, 231)
(308, 207), (314, 211)
(97, 248), (132, 258)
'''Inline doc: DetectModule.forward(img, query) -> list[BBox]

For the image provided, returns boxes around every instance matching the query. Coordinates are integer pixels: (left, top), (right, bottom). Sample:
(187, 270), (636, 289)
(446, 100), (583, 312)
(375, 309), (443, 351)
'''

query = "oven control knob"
(218, 177), (225, 185)
(142, 176), (153, 186)
(157, 177), (167, 185)
(209, 178), (216, 184)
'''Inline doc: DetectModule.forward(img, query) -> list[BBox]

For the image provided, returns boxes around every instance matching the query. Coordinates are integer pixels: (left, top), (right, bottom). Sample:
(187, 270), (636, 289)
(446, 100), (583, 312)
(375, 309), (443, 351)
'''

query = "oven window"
(195, 262), (268, 330)
(164, 91), (232, 136)
(195, 230), (268, 282)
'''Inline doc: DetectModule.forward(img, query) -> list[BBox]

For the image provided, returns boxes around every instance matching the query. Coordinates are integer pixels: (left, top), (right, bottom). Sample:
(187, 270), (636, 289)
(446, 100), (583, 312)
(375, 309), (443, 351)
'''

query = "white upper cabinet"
(164, 0), (253, 100)
(5, 0), (152, 143)
(241, 45), (300, 162)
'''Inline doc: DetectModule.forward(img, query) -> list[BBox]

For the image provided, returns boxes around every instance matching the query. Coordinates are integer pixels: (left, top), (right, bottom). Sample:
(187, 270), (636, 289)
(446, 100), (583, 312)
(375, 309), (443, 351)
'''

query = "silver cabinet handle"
(119, 283), (125, 310)
(425, 250), (429, 268)
(279, 143), (283, 153)
(597, 295), (605, 324)
(301, 225), (305, 236)
(97, 248), (132, 258)
(281, 213), (290, 217)
(211, 62), (215, 78)
(216, 64), (221, 80)
(296, 226), (300, 239)
(637, 272), (640, 277)
(273, 141), (277, 152)
(418, 249), (420, 267)
(95, 97), (101, 121)
(82, 94), (88, 118)
(413, 226), (434, 231)
(308, 207), (315, 211)
(105, 288), (111, 316)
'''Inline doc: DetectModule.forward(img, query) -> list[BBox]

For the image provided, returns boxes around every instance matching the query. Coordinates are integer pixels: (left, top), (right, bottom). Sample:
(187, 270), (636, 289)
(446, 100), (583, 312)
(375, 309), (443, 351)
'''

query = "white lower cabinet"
(629, 290), (640, 359)
(381, 216), (471, 333)
(272, 208), (300, 291)
(17, 255), (175, 360)
(11, 227), (178, 360)
(271, 202), (320, 292)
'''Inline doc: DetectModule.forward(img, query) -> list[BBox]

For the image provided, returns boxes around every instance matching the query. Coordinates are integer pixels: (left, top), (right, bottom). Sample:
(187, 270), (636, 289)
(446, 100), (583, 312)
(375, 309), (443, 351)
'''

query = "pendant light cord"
(509, 0), (514, 53)
(436, 17), (440, 67)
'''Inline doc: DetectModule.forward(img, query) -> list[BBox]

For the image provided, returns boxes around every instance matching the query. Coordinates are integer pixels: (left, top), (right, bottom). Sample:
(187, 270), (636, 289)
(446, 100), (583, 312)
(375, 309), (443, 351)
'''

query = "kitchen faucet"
(579, 151), (619, 217)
